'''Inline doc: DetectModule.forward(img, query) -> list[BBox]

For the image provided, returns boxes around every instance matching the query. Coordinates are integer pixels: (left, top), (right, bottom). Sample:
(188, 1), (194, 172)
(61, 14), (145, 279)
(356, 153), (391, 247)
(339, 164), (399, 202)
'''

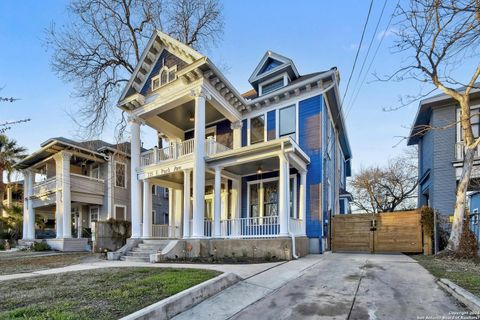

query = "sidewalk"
(0, 259), (284, 282)
(172, 255), (325, 320)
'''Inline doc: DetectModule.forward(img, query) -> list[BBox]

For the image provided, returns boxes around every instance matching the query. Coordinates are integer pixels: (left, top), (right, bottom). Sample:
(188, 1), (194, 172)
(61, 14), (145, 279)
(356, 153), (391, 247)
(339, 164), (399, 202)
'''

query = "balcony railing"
(32, 174), (104, 197)
(141, 137), (230, 167)
(455, 142), (480, 160)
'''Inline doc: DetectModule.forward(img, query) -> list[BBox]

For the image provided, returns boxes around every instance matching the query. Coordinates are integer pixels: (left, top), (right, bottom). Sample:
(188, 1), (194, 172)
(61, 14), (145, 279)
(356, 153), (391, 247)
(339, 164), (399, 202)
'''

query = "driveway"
(233, 253), (467, 320)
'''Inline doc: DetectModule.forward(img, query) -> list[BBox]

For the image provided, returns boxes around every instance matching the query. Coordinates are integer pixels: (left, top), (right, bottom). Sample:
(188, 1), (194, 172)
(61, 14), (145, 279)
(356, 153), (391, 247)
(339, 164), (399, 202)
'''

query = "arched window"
(151, 65), (178, 91)
(160, 70), (168, 85)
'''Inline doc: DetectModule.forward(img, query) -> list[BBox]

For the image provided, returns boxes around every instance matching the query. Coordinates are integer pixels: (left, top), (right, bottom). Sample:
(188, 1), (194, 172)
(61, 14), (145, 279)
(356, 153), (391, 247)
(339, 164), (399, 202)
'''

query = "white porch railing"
(188, 219), (212, 237)
(140, 138), (230, 168)
(32, 177), (56, 196)
(220, 216), (280, 239)
(289, 218), (304, 236)
(152, 224), (170, 237)
(455, 142), (480, 160)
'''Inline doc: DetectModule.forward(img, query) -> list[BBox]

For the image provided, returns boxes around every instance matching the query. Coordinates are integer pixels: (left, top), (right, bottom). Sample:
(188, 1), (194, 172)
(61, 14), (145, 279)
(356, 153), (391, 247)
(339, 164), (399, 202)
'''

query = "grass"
(0, 267), (220, 320)
(412, 254), (480, 297)
(0, 252), (98, 275)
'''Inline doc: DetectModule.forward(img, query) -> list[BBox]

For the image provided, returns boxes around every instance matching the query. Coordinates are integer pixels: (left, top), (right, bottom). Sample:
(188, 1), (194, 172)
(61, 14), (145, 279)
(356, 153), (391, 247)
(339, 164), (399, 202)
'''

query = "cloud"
(377, 28), (397, 40)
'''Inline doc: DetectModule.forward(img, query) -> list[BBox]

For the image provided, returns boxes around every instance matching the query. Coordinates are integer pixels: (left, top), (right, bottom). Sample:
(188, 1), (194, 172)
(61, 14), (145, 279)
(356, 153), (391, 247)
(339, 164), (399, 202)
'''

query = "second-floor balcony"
(140, 137), (230, 167)
(32, 174), (105, 198)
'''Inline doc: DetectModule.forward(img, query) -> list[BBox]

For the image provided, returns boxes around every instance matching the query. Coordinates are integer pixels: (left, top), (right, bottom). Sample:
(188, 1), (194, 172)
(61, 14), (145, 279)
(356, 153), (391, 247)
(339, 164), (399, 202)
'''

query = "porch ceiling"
(156, 100), (224, 131)
(151, 170), (215, 185)
(222, 156), (279, 176)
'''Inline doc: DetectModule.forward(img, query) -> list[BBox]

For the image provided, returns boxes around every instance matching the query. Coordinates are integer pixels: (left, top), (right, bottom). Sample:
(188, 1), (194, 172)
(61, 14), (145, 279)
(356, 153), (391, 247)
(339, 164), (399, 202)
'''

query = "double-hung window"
(279, 105), (296, 141)
(250, 115), (265, 144)
(115, 162), (126, 188)
(90, 207), (99, 224)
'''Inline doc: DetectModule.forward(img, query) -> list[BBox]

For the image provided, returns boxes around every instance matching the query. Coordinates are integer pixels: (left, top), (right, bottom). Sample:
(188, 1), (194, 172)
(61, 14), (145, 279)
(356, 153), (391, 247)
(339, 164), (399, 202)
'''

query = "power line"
(345, 0), (400, 120)
(344, 0), (388, 112)
(337, 0), (375, 126)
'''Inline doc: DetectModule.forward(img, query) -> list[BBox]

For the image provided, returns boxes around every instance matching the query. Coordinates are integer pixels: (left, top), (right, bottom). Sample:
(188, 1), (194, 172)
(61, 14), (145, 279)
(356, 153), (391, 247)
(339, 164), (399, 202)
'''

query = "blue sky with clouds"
(0, 1), (476, 174)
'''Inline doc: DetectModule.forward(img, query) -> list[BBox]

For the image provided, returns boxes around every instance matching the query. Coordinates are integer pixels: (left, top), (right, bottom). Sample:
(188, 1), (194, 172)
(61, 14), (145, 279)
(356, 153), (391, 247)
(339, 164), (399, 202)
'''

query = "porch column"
(26, 170), (35, 239)
(77, 209), (83, 238)
(142, 180), (152, 238)
(278, 153), (290, 236)
(192, 92), (206, 238)
(230, 179), (241, 236)
(107, 157), (113, 219)
(129, 116), (143, 238)
(54, 156), (63, 238)
(183, 169), (192, 238)
(174, 189), (183, 238)
(299, 171), (307, 235)
(22, 170), (29, 239)
(61, 152), (72, 238)
(231, 121), (243, 149)
(168, 188), (174, 237)
(213, 167), (222, 238)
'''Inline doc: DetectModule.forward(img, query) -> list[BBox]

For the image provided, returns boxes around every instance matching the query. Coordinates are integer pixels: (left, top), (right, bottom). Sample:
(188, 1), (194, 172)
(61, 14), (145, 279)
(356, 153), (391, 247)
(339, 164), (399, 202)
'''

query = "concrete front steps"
(120, 239), (171, 262)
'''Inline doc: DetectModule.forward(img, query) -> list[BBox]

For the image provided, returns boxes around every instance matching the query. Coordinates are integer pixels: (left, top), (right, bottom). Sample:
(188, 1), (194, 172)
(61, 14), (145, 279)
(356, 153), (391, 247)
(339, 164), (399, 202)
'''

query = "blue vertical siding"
(298, 95), (323, 239)
(267, 110), (276, 140)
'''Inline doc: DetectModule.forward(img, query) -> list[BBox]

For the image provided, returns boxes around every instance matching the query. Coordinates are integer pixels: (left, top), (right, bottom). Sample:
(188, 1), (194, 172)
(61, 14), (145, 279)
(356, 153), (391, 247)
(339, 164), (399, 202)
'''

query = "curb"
(120, 272), (242, 320)
(437, 278), (480, 314)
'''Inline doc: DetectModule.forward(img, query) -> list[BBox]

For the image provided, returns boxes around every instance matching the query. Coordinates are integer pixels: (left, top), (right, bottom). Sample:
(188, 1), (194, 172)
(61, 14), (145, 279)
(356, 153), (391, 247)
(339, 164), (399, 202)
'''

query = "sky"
(0, 0), (477, 175)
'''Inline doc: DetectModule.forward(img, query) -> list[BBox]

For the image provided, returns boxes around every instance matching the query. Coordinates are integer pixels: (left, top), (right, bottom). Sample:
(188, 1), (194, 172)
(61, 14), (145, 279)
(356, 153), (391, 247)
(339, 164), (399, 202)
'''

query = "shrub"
(0, 242), (5, 251)
(455, 213), (478, 259)
(32, 242), (51, 251)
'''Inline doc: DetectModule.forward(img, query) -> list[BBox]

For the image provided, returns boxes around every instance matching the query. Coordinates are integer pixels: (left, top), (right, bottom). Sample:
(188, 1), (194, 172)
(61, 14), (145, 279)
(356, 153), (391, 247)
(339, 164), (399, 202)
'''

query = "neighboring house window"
(261, 78), (284, 95)
(152, 185), (157, 195)
(114, 205), (126, 221)
(457, 107), (480, 141)
(90, 207), (99, 224)
(279, 105), (296, 140)
(151, 65), (177, 91)
(115, 162), (126, 188)
(250, 115), (265, 144)
(163, 188), (169, 198)
(152, 210), (157, 224)
(91, 165), (100, 179)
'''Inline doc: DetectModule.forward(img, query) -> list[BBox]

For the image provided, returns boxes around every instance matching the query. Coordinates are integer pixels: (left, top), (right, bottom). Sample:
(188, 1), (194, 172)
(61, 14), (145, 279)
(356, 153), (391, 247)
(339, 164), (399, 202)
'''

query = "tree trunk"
(0, 168), (4, 211)
(447, 146), (476, 251)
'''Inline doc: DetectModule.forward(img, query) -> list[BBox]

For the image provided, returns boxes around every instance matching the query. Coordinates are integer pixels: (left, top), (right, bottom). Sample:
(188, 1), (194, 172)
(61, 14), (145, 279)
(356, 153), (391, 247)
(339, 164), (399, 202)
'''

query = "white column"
(22, 170), (29, 239)
(231, 121), (243, 149)
(54, 155), (63, 238)
(77, 208), (83, 238)
(107, 157), (113, 219)
(174, 189), (183, 238)
(213, 167), (222, 237)
(279, 154), (290, 236)
(168, 188), (174, 237)
(192, 93), (206, 238)
(183, 169), (192, 238)
(230, 179), (241, 236)
(129, 117), (143, 238)
(26, 170), (35, 239)
(142, 180), (152, 238)
(299, 171), (307, 235)
(61, 152), (72, 238)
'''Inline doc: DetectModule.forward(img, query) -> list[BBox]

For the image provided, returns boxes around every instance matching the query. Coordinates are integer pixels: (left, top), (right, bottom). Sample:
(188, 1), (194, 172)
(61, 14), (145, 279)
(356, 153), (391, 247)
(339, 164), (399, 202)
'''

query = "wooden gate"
(331, 210), (423, 253)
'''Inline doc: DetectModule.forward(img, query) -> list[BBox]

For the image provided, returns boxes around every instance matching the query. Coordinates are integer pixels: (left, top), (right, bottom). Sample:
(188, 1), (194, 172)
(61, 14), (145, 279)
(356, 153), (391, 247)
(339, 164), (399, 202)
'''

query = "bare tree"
(350, 150), (418, 213)
(45, 0), (224, 137)
(386, 0), (480, 251)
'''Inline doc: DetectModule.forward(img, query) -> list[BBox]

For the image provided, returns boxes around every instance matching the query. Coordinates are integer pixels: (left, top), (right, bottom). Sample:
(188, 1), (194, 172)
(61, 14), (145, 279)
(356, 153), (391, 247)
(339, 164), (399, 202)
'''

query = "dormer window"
(259, 75), (288, 96)
(151, 65), (177, 91)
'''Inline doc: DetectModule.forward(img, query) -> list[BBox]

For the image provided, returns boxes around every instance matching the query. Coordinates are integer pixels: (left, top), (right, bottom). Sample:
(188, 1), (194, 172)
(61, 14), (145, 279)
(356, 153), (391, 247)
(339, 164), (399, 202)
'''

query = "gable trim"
(249, 51), (300, 84)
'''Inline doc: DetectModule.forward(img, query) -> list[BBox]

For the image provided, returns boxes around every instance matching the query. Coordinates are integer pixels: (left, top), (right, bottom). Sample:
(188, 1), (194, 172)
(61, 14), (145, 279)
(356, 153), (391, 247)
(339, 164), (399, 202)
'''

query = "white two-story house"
(115, 30), (352, 259)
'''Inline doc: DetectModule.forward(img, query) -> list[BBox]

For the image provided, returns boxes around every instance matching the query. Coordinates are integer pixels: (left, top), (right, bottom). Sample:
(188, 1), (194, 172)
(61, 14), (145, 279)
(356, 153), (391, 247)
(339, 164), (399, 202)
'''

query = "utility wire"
(344, 0), (388, 112)
(345, 0), (400, 120)
(336, 0), (375, 127)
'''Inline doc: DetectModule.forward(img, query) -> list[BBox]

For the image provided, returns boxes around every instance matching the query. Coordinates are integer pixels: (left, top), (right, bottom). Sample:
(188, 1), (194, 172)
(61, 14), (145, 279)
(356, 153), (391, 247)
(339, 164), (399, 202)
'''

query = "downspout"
(281, 141), (299, 260)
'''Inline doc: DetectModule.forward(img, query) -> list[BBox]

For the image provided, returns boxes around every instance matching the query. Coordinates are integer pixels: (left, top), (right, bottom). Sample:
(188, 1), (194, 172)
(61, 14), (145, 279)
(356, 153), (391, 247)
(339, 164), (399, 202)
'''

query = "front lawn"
(0, 252), (98, 275)
(0, 267), (220, 320)
(412, 255), (480, 297)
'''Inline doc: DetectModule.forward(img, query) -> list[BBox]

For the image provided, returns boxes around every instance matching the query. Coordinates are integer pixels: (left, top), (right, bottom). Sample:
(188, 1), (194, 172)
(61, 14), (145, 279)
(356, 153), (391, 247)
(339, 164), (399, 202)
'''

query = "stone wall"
(93, 220), (131, 252)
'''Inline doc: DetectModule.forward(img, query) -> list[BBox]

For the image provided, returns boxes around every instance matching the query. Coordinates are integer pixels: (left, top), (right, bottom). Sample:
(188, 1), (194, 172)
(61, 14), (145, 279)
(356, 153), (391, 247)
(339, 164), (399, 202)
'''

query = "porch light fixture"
(189, 113), (195, 122)
(257, 167), (262, 174)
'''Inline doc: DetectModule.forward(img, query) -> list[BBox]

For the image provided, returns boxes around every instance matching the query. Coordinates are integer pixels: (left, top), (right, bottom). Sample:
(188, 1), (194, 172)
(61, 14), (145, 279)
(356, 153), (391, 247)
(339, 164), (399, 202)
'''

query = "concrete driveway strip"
(231, 253), (469, 320)
(172, 255), (324, 320)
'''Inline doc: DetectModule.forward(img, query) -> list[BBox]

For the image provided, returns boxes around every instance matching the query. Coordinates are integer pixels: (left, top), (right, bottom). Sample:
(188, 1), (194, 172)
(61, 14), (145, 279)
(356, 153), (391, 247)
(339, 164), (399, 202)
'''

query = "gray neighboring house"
(14, 137), (169, 251)
(407, 87), (480, 216)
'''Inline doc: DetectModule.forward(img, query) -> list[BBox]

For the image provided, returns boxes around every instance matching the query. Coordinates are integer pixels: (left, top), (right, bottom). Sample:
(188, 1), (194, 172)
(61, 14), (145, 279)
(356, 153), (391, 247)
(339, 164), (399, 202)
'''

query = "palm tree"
(0, 134), (27, 209)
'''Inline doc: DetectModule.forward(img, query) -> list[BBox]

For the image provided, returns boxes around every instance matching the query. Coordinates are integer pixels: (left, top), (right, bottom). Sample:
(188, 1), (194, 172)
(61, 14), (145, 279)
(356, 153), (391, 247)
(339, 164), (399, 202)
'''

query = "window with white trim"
(247, 176), (297, 218)
(279, 105), (296, 141)
(115, 162), (126, 188)
(151, 65), (177, 91)
(250, 115), (265, 145)
(114, 205), (126, 221)
(90, 207), (99, 224)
